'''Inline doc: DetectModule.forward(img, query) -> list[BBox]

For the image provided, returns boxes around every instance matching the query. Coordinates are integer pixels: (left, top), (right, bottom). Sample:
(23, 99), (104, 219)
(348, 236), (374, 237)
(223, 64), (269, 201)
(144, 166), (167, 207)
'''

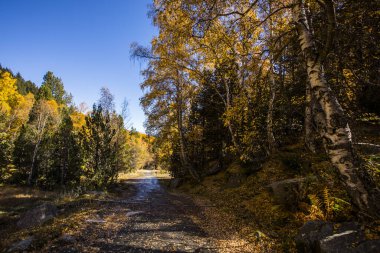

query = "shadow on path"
(50, 170), (218, 253)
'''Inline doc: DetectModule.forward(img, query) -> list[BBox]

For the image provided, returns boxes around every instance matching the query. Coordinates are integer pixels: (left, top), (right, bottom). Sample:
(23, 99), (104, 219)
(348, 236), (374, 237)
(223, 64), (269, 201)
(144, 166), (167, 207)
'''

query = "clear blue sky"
(0, 0), (157, 133)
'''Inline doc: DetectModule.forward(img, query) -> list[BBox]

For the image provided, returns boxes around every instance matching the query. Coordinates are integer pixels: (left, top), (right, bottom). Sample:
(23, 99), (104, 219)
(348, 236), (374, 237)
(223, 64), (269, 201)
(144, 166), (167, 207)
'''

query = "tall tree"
(80, 104), (117, 188)
(51, 111), (82, 188)
(292, 0), (372, 212)
(40, 71), (72, 105)
(98, 87), (115, 114)
(27, 99), (60, 185)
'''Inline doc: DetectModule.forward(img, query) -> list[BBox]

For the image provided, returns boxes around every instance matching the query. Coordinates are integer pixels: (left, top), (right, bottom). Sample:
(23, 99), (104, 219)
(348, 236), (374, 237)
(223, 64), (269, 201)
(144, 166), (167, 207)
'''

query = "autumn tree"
(0, 71), (35, 180)
(27, 99), (60, 185)
(137, 0), (380, 216)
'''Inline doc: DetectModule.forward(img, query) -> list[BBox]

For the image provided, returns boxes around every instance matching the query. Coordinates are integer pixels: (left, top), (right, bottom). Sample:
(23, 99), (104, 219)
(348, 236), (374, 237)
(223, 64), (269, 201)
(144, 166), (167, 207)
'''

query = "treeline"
(0, 66), (147, 189)
(134, 0), (379, 214)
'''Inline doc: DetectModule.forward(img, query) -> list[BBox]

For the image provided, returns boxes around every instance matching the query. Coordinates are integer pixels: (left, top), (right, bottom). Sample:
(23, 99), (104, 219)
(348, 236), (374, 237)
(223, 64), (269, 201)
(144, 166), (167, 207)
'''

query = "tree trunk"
(28, 116), (48, 186)
(304, 82), (316, 153)
(177, 90), (200, 182)
(28, 139), (41, 185)
(266, 1), (277, 155)
(224, 80), (239, 150)
(267, 68), (277, 155)
(293, 0), (370, 211)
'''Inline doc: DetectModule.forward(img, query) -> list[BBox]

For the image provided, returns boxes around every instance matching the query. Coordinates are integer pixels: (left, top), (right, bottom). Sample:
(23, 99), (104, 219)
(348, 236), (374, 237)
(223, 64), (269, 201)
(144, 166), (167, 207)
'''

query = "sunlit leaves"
(0, 71), (22, 117)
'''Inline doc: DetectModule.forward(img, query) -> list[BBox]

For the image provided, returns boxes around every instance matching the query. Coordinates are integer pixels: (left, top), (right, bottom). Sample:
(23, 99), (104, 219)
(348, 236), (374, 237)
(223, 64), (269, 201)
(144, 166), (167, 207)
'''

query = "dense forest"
(133, 0), (380, 218)
(0, 66), (152, 190)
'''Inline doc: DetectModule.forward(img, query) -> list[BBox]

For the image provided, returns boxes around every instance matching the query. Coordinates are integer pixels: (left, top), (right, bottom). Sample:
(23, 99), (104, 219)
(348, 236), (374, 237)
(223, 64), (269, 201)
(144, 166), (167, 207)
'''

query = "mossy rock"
(266, 177), (306, 211)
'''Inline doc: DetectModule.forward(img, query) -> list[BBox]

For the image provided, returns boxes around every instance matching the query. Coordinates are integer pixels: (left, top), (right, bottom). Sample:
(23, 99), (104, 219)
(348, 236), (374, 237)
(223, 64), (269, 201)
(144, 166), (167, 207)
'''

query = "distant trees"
(0, 68), (145, 190)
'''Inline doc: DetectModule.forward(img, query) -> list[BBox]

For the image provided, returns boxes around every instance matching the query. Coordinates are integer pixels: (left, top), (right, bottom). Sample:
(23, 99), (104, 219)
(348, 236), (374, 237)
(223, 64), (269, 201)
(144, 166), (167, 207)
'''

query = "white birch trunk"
(176, 76), (200, 181)
(293, 0), (369, 210)
(305, 82), (316, 153)
(28, 115), (47, 185)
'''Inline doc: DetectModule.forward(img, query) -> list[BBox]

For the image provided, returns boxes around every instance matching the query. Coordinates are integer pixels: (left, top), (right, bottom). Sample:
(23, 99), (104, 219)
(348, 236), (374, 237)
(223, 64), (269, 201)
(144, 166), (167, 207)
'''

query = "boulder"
(296, 221), (380, 253)
(319, 230), (362, 253)
(267, 178), (305, 210)
(295, 220), (333, 253)
(7, 236), (34, 252)
(17, 202), (58, 228)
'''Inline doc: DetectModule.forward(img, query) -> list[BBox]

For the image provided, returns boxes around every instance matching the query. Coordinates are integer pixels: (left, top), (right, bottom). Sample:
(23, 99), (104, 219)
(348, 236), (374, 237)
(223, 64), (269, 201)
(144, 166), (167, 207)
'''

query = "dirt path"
(46, 170), (223, 253)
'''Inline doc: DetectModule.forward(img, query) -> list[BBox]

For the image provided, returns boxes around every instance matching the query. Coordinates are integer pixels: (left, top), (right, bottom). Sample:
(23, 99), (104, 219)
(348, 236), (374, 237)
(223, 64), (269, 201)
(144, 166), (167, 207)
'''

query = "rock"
(7, 236), (34, 252)
(296, 220), (333, 253)
(126, 211), (144, 217)
(17, 202), (58, 228)
(318, 222), (365, 253)
(319, 230), (364, 253)
(169, 178), (183, 189)
(296, 221), (380, 253)
(267, 178), (305, 210)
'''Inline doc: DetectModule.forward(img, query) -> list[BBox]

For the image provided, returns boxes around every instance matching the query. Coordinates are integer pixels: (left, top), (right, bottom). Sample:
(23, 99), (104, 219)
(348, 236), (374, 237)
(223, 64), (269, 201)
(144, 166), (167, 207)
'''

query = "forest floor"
(0, 170), (261, 253)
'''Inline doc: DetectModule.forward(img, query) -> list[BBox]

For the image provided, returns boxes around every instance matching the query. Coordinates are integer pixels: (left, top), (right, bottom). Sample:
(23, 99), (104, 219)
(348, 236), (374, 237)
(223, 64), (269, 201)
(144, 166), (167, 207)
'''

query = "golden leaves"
(0, 71), (22, 116)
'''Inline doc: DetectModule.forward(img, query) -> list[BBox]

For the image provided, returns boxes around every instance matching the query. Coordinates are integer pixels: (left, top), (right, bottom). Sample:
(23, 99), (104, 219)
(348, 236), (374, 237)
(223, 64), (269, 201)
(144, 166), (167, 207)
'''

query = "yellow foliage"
(70, 111), (86, 130)
(44, 100), (59, 118)
(7, 93), (35, 132)
(0, 71), (22, 116)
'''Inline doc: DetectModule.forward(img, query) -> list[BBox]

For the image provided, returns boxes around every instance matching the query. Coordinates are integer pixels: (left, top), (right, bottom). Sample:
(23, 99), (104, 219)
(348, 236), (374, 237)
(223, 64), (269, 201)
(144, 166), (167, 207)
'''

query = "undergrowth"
(177, 145), (359, 252)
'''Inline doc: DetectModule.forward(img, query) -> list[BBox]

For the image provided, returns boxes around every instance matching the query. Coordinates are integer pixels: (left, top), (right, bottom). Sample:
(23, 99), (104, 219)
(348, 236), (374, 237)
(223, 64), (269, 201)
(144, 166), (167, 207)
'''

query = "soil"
(27, 170), (257, 253)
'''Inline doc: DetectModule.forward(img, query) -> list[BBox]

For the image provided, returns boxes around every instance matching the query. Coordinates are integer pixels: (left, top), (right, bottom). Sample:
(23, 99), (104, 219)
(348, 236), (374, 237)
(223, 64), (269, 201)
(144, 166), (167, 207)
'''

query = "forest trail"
(47, 170), (226, 253)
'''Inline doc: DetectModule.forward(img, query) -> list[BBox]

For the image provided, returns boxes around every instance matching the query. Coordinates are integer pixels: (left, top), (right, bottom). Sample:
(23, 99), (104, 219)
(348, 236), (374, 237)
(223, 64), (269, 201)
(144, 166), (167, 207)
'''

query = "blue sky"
(0, 0), (157, 132)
